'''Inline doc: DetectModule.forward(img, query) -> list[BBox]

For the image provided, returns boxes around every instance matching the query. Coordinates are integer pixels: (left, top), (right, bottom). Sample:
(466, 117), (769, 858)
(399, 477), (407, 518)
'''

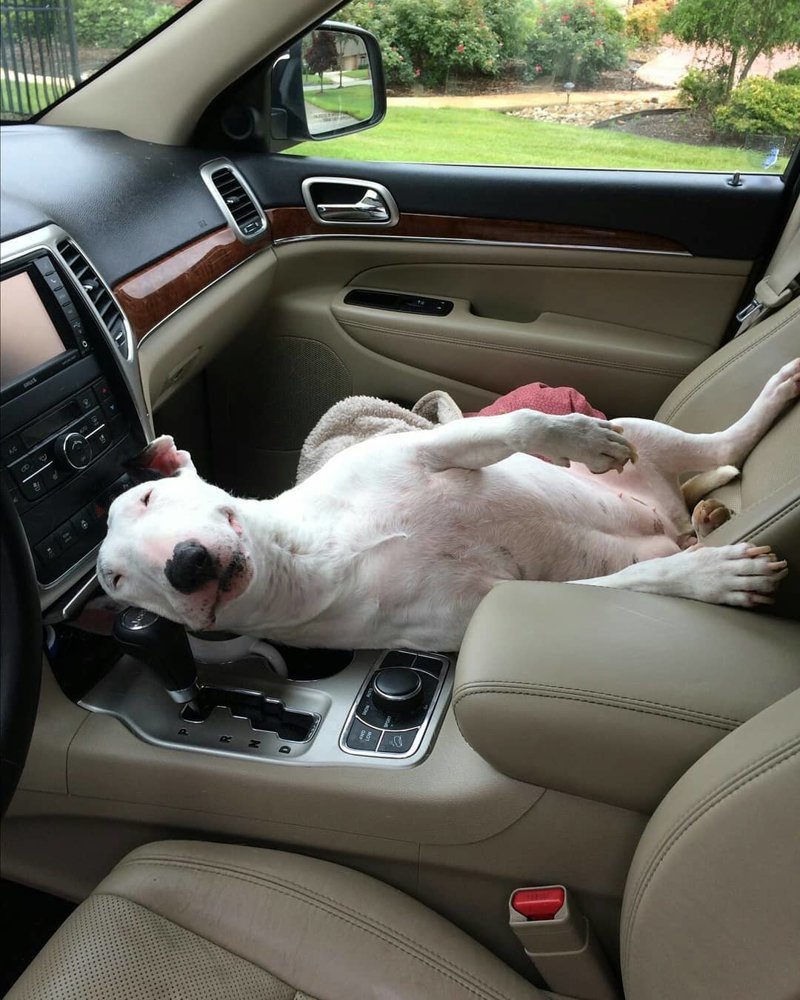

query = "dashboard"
(0, 226), (148, 599)
(0, 126), (278, 613)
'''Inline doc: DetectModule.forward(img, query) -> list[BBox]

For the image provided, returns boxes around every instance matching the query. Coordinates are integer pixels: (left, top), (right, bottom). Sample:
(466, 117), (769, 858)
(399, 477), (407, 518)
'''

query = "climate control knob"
(372, 667), (423, 716)
(57, 431), (91, 471)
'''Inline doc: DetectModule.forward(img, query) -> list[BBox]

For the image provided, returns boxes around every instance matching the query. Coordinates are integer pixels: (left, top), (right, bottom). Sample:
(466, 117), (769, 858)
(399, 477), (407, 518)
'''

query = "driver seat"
(8, 688), (799, 1000)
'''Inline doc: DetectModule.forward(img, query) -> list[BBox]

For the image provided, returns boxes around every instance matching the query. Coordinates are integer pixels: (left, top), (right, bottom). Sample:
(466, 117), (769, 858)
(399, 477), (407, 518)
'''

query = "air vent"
(57, 240), (129, 358)
(201, 160), (267, 242)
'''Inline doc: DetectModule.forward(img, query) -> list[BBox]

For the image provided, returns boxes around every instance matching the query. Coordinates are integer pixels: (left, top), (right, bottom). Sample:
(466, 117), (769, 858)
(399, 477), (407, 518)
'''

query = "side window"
(285, 0), (800, 174)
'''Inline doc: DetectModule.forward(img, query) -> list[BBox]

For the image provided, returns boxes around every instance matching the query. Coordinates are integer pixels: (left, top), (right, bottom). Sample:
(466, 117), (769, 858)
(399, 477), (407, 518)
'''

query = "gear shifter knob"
(113, 607), (200, 707)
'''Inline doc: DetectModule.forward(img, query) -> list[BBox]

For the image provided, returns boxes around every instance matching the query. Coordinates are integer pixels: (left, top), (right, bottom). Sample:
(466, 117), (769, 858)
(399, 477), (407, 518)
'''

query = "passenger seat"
(655, 294), (800, 618)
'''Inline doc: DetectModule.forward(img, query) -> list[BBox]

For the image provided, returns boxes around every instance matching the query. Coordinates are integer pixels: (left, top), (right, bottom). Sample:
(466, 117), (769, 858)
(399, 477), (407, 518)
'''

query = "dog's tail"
(681, 465), (740, 508)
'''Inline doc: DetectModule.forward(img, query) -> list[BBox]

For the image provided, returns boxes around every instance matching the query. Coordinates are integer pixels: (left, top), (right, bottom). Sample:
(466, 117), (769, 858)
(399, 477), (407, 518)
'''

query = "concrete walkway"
(637, 43), (799, 88)
(387, 88), (677, 110)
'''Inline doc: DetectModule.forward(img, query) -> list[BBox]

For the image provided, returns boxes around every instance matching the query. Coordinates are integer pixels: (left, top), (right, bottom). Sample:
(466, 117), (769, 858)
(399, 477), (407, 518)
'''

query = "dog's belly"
(263, 454), (682, 649)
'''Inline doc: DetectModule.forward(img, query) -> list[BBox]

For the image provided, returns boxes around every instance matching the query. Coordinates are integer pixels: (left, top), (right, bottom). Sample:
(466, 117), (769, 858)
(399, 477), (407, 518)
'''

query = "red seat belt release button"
(510, 887), (565, 920)
(508, 885), (621, 1000)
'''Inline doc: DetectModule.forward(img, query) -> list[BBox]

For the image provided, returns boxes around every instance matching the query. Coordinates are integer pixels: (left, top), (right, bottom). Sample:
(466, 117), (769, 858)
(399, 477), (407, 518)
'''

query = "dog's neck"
(220, 497), (345, 632)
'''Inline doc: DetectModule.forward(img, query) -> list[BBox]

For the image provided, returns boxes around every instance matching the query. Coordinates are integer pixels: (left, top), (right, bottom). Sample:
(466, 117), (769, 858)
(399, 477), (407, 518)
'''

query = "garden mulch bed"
(600, 108), (725, 146)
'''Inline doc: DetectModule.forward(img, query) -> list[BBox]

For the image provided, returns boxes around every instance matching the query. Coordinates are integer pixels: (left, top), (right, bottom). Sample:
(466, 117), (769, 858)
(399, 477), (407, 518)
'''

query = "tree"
(304, 30), (339, 91)
(666, 0), (800, 99)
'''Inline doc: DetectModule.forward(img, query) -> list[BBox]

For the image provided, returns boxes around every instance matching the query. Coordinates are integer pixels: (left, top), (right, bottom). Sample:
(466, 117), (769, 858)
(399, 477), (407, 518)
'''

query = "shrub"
(712, 77), (800, 138)
(528, 0), (630, 86)
(341, 0), (530, 89)
(625, 0), (673, 46)
(72, 0), (173, 49)
(678, 66), (727, 112)
(773, 64), (800, 86)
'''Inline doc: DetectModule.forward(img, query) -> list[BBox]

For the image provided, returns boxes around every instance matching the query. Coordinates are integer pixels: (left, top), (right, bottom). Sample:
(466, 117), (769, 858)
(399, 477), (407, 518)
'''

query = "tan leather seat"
(9, 688), (799, 1000)
(656, 296), (800, 618)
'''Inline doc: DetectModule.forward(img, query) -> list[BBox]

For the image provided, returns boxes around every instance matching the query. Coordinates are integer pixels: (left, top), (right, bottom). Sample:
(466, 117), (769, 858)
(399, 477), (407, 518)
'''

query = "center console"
(2, 226), (452, 769)
(81, 626), (453, 767)
(0, 226), (149, 598)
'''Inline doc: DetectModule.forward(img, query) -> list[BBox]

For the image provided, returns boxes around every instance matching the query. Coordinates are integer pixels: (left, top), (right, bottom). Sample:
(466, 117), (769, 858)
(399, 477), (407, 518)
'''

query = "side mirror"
(270, 21), (386, 146)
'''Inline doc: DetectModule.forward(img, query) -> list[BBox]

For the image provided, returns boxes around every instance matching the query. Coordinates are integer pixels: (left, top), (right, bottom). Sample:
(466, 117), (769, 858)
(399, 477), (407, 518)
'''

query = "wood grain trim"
(267, 207), (688, 254)
(114, 226), (272, 342)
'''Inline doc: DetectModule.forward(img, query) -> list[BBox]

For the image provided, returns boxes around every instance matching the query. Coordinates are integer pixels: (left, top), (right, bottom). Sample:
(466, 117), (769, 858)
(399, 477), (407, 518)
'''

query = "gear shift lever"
(113, 607), (201, 710)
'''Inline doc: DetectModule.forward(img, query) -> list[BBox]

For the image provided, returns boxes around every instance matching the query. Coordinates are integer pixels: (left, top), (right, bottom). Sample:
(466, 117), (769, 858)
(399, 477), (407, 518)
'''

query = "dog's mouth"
(192, 544), (251, 630)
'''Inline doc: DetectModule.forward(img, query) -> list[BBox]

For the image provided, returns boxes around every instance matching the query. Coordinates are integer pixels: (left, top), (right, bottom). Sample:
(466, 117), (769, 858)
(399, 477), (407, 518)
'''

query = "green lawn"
(343, 68), (371, 79)
(287, 105), (785, 172)
(0, 77), (67, 118)
(305, 83), (374, 121)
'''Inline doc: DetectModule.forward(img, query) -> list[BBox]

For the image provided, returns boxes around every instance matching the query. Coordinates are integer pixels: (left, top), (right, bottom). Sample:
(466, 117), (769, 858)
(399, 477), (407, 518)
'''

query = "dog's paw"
(691, 498), (732, 538)
(683, 543), (788, 607)
(763, 357), (800, 408)
(541, 413), (638, 474)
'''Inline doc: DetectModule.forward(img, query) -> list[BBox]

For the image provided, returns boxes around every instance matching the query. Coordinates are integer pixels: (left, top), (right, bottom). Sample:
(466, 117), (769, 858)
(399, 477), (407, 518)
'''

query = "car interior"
(1, 0), (799, 997)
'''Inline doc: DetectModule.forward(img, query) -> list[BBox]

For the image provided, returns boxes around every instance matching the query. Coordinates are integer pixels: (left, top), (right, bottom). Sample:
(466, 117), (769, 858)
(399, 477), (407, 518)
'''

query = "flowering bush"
(341, 0), (530, 88)
(625, 0), (674, 46)
(527, 0), (629, 85)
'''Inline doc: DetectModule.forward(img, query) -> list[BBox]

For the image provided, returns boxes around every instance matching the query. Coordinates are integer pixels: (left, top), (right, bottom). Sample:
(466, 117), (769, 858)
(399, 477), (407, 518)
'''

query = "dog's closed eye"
(112, 574), (123, 589)
(142, 490), (153, 507)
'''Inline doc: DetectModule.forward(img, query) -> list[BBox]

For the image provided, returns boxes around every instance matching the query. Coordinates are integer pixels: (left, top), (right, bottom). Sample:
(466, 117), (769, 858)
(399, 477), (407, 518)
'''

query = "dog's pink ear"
(126, 435), (196, 480)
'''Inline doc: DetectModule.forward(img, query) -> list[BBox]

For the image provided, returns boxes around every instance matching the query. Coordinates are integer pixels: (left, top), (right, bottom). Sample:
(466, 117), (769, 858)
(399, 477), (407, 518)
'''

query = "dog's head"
(96, 436), (253, 631)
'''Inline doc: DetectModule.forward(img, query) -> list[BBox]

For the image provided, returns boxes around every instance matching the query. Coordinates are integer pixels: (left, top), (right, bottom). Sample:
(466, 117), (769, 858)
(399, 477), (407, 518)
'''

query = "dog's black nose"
(165, 541), (218, 594)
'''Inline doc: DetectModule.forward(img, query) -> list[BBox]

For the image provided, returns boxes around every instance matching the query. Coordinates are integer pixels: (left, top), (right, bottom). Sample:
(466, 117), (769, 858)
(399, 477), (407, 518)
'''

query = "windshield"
(0, 0), (190, 122)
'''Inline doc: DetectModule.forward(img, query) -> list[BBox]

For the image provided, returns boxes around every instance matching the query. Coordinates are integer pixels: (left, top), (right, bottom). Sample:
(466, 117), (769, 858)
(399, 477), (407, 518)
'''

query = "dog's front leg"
(418, 410), (636, 474)
(572, 544), (788, 608)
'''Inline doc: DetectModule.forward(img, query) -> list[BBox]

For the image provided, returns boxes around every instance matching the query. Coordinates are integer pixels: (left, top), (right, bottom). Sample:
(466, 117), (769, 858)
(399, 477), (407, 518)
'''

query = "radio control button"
(42, 272), (63, 292)
(55, 287), (72, 308)
(57, 432), (92, 471)
(35, 257), (56, 278)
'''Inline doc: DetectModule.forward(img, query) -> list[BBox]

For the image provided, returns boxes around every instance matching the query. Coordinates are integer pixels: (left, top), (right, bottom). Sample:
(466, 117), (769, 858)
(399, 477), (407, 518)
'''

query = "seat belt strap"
(736, 196), (800, 336)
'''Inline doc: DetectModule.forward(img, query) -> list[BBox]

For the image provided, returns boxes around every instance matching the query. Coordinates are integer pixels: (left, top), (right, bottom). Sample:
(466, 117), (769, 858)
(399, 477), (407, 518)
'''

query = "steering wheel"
(0, 486), (42, 817)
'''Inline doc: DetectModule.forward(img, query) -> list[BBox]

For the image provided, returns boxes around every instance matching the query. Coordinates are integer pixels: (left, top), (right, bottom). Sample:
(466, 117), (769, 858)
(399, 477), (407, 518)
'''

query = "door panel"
(207, 154), (788, 496)
(243, 156), (785, 261)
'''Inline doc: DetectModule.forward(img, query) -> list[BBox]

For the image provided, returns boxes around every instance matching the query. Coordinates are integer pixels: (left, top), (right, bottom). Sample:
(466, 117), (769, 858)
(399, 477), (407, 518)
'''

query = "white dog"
(97, 360), (799, 649)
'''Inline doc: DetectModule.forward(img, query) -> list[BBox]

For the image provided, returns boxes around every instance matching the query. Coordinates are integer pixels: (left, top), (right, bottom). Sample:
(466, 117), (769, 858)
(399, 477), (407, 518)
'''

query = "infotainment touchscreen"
(0, 271), (68, 390)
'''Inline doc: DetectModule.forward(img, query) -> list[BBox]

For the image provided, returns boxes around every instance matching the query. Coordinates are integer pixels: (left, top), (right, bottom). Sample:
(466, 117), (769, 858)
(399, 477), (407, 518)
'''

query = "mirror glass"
(301, 30), (375, 137)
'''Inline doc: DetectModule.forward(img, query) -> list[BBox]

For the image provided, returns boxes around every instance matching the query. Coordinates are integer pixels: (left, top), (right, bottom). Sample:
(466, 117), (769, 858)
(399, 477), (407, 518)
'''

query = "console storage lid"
(453, 582), (800, 812)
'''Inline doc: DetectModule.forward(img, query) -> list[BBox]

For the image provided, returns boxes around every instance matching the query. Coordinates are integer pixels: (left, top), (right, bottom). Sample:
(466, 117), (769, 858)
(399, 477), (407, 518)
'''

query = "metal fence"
(0, 1), (80, 119)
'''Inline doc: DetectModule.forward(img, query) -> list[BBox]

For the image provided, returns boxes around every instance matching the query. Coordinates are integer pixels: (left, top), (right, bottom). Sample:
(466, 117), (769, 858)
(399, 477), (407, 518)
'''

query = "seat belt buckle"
(508, 885), (621, 1000)
(735, 297), (764, 325)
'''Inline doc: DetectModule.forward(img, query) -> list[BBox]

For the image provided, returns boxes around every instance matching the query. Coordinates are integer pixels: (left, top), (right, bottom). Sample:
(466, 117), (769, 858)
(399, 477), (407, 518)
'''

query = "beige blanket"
(296, 390), (463, 484)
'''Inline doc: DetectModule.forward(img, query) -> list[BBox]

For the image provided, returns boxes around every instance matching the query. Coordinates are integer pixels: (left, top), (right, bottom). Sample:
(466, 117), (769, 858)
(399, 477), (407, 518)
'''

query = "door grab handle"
(301, 177), (399, 227)
(316, 190), (390, 223)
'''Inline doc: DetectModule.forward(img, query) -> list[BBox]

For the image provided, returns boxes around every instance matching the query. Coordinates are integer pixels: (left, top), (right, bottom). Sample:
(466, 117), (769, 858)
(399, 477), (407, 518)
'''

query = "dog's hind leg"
(572, 543), (788, 608)
(613, 358), (800, 477)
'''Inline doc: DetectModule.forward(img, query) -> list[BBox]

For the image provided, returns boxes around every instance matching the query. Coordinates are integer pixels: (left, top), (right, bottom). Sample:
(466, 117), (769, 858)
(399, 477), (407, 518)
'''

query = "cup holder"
(273, 645), (354, 681)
